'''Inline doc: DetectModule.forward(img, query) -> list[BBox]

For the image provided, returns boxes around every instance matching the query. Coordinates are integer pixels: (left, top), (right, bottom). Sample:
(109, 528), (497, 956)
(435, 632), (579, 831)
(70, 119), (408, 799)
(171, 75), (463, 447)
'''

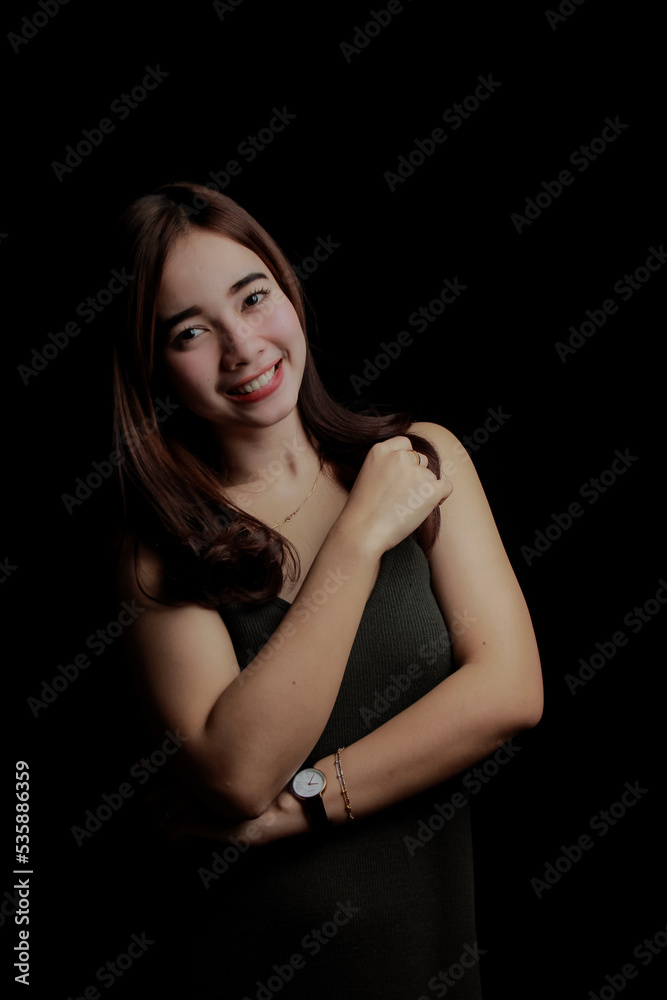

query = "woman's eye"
(175, 327), (205, 345)
(243, 287), (270, 309)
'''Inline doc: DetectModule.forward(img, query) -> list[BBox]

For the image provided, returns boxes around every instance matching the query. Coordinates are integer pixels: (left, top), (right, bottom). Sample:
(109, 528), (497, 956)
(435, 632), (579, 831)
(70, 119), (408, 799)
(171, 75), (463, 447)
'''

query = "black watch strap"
(302, 790), (329, 830)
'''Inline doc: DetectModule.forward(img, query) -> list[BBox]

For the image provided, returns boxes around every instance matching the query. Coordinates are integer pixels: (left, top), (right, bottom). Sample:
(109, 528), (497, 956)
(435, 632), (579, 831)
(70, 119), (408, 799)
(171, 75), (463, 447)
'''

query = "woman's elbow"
(176, 754), (271, 821)
(504, 678), (544, 735)
(202, 769), (278, 821)
(515, 698), (544, 733)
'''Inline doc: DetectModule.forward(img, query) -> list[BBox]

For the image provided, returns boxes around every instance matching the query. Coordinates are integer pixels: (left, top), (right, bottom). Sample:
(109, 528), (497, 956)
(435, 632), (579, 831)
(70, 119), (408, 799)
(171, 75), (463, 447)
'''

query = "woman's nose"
(217, 315), (267, 370)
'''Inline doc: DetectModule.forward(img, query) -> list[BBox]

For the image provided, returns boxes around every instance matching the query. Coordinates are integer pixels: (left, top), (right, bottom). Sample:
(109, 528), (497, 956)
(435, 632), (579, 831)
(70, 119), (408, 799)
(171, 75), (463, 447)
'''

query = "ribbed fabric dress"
(167, 535), (483, 999)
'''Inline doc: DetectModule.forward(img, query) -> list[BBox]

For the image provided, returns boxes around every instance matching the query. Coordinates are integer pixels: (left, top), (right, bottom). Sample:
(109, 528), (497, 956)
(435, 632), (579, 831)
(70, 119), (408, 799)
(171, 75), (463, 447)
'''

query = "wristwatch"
(290, 767), (329, 830)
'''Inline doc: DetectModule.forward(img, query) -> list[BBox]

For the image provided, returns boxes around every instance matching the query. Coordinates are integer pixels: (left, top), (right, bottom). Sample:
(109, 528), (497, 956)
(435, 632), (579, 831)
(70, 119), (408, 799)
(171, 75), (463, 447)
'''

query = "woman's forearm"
(186, 654), (542, 839)
(197, 523), (382, 816)
(315, 653), (543, 824)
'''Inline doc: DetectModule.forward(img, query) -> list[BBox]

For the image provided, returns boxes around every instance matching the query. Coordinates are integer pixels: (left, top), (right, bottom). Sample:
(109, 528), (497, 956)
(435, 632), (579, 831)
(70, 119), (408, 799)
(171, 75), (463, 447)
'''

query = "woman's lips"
(225, 359), (284, 403)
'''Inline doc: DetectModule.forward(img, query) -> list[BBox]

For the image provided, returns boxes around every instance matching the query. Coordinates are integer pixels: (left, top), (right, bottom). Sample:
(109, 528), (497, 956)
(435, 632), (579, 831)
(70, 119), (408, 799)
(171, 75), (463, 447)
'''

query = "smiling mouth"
(227, 360), (282, 395)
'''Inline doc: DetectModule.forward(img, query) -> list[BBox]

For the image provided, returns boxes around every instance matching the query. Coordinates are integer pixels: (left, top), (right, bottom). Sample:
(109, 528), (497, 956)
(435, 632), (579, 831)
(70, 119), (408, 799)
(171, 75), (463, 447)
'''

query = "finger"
(384, 435), (415, 451)
(408, 451), (441, 477)
(437, 478), (454, 505)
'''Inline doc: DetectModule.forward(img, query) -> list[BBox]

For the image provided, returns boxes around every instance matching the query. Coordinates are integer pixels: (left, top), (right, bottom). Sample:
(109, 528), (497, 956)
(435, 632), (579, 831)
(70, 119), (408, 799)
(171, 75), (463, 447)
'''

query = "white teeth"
(231, 363), (278, 394)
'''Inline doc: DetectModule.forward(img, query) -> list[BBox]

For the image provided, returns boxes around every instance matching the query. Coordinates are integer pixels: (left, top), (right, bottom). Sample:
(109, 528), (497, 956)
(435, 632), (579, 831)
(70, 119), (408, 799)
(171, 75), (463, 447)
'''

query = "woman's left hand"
(148, 781), (311, 845)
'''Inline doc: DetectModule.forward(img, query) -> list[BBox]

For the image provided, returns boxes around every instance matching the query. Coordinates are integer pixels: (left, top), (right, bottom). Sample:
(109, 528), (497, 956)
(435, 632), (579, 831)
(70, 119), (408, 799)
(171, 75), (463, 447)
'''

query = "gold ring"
(412, 451), (421, 466)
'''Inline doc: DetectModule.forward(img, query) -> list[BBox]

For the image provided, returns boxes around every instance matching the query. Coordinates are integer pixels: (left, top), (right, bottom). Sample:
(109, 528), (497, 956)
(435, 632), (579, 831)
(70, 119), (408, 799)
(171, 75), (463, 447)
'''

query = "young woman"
(113, 181), (542, 999)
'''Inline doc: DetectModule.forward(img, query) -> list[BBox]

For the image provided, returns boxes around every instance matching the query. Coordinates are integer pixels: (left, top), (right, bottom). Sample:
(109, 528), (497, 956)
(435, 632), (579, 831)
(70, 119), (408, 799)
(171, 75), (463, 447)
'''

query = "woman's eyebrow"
(157, 306), (201, 337)
(229, 271), (269, 294)
(158, 273), (269, 336)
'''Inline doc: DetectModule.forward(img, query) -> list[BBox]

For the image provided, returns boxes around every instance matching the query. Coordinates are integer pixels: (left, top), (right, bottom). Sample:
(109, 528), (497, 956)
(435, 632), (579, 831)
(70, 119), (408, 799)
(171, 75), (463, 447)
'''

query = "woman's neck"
(214, 412), (319, 497)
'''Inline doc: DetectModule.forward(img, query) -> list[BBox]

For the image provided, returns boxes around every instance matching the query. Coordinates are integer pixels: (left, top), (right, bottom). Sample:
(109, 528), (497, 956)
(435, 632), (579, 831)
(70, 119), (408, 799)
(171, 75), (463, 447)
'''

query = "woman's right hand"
(333, 436), (453, 556)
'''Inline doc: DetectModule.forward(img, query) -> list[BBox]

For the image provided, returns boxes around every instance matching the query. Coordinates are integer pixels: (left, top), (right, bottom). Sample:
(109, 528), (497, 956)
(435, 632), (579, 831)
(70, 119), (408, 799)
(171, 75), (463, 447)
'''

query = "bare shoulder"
(111, 525), (242, 747)
(407, 418), (504, 539)
(408, 420), (455, 441)
(113, 526), (170, 609)
(408, 420), (470, 473)
(409, 422), (540, 693)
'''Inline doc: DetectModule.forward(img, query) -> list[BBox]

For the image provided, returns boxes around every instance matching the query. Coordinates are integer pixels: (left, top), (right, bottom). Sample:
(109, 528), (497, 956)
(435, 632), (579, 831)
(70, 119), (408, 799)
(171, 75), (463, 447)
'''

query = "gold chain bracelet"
(334, 747), (355, 822)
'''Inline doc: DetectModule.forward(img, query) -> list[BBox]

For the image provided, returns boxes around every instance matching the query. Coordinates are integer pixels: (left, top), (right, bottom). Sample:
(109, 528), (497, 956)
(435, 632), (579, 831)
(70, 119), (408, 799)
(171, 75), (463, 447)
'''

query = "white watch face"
(292, 768), (326, 798)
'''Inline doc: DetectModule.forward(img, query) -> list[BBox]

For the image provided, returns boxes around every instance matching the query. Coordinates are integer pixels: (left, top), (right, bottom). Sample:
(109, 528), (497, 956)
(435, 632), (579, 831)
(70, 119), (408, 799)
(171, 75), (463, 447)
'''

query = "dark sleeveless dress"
(165, 535), (483, 999)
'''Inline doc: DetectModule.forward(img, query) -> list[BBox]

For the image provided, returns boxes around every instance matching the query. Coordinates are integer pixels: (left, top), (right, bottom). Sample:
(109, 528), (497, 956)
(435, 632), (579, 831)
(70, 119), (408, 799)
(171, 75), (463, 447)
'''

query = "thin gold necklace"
(271, 467), (322, 529)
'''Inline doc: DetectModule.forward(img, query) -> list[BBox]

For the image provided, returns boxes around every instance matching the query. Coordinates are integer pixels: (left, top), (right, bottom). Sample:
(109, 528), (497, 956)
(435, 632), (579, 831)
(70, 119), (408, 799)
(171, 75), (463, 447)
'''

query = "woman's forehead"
(165, 230), (260, 272)
(159, 232), (265, 302)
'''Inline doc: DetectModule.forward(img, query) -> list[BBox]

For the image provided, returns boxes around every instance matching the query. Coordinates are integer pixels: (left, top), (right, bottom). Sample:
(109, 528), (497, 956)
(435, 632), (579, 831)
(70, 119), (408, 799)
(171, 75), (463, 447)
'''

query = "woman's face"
(156, 229), (306, 435)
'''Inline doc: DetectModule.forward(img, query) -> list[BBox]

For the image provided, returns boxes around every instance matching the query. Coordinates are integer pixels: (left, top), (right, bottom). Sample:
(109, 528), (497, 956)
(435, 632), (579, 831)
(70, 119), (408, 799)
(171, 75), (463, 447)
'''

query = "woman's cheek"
(164, 357), (215, 409)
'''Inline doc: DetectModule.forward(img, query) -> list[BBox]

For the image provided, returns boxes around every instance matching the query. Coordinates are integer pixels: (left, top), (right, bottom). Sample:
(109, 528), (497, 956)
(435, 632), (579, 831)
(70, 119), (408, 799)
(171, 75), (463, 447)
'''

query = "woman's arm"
(156, 421), (542, 843)
(315, 420), (543, 823)
(317, 423), (543, 822)
(116, 436), (451, 821)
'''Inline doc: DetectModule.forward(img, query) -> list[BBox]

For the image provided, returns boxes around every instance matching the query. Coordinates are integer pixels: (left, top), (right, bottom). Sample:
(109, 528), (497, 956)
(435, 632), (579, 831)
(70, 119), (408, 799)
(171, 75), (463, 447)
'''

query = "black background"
(4, 1), (665, 997)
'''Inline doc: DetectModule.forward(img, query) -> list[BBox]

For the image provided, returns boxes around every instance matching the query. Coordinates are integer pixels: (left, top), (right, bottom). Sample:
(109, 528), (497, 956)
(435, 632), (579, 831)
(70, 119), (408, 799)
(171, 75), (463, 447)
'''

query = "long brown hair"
(112, 181), (441, 607)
